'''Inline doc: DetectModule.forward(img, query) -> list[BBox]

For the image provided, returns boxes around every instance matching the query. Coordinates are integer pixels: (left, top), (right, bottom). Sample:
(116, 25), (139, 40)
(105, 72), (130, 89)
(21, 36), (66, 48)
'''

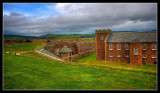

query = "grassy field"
(3, 42), (46, 53)
(3, 42), (157, 90)
(75, 54), (157, 75)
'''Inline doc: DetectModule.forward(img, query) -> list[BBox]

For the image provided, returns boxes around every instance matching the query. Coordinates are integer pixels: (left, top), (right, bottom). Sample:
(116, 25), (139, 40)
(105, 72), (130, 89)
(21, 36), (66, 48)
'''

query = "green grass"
(3, 42), (157, 90)
(76, 54), (157, 75)
(3, 42), (46, 53)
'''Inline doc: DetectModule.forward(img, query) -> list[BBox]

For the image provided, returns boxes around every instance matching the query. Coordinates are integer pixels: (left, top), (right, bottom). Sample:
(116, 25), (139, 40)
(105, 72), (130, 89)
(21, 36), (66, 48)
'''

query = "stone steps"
(36, 48), (64, 61)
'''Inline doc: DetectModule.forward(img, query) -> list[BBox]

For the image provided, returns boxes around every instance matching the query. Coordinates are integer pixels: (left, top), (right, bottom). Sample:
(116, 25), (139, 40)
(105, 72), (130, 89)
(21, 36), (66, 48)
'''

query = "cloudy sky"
(3, 3), (157, 36)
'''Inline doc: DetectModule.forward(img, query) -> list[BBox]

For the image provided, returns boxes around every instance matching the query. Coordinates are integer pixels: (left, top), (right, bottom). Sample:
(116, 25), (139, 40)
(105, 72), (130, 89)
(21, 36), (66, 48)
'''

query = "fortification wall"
(44, 41), (96, 61)
(71, 54), (80, 62)
(77, 41), (96, 54)
(45, 42), (78, 56)
(4, 38), (95, 44)
(4, 40), (25, 44)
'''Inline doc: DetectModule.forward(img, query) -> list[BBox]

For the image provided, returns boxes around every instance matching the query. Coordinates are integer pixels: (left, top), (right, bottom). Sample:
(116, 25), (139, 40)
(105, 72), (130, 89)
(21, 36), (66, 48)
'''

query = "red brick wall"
(96, 29), (111, 60)
(49, 39), (58, 42)
(105, 43), (130, 63)
(71, 54), (80, 61)
(77, 41), (96, 54)
(4, 40), (25, 44)
(130, 43), (142, 65)
(4, 40), (17, 44)
(29, 39), (46, 42)
(78, 38), (84, 41)
(142, 43), (157, 64)
(105, 42), (157, 65)
(60, 53), (71, 58)
(4, 38), (95, 44)
(80, 50), (95, 58)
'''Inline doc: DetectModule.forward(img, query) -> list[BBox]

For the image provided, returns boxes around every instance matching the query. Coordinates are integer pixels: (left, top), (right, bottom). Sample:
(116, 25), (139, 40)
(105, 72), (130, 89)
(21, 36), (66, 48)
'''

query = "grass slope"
(75, 54), (157, 75)
(3, 42), (46, 53)
(3, 42), (157, 90)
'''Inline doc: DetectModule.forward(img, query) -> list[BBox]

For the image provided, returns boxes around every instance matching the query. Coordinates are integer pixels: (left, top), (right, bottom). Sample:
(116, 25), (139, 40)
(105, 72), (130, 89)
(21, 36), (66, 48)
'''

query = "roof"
(106, 31), (157, 43)
(59, 46), (72, 53)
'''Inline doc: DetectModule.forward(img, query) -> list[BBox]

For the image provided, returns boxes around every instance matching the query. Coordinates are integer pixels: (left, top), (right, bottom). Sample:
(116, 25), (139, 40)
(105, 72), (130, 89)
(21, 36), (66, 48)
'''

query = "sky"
(3, 3), (157, 36)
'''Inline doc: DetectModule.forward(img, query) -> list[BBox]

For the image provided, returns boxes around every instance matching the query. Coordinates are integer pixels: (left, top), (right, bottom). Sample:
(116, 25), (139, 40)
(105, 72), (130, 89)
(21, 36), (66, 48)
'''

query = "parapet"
(95, 29), (111, 34)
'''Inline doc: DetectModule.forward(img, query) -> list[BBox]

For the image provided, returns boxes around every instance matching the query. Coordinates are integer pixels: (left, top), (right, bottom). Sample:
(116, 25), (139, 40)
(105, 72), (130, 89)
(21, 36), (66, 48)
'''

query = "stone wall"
(77, 41), (96, 54)
(4, 38), (95, 44)
(80, 50), (95, 58)
(71, 54), (80, 62)
(45, 42), (78, 56)
(4, 40), (25, 44)
(45, 41), (96, 62)
(4, 40), (17, 44)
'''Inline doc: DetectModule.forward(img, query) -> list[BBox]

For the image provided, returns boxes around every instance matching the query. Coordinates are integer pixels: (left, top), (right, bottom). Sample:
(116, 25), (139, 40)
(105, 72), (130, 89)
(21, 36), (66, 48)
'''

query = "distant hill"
(3, 34), (95, 40)
(39, 34), (95, 39)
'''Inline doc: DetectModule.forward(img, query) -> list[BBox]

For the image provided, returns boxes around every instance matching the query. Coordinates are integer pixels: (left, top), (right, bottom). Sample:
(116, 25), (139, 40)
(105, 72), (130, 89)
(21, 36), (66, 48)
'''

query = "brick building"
(96, 29), (157, 65)
(59, 46), (72, 61)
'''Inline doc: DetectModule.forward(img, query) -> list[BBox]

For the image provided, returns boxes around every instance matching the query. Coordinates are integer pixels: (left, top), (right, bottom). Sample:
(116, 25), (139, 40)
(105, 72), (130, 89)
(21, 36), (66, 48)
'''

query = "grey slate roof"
(59, 46), (72, 53)
(106, 31), (157, 43)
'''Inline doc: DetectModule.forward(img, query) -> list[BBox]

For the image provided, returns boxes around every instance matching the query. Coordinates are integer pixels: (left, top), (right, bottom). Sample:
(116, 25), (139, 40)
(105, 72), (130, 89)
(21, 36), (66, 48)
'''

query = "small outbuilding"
(59, 46), (72, 61)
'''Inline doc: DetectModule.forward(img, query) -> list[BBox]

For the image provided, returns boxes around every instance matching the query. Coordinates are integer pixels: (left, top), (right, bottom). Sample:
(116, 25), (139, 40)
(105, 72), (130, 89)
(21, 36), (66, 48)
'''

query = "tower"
(95, 29), (111, 60)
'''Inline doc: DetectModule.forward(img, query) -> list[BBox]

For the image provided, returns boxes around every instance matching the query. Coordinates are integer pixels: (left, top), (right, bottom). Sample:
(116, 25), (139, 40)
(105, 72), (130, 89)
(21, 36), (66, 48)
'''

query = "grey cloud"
(10, 12), (22, 16)
(3, 3), (157, 36)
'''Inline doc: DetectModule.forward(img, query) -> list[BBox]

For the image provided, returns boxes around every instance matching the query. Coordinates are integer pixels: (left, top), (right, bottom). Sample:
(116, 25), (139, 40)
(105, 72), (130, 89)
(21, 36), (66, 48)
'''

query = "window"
(152, 44), (156, 50)
(109, 54), (113, 57)
(152, 55), (156, 58)
(134, 48), (138, 55)
(109, 44), (113, 50)
(143, 55), (147, 58)
(125, 44), (129, 50)
(143, 44), (147, 50)
(125, 54), (129, 58)
(117, 44), (121, 50)
(117, 54), (121, 57)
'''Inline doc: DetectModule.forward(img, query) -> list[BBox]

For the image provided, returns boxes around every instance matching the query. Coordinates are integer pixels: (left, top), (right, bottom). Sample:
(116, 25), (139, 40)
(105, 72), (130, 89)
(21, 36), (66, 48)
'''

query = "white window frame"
(134, 48), (138, 55)
(125, 44), (129, 50)
(109, 54), (113, 57)
(117, 44), (121, 50)
(152, 44), (156, 50)
(152, 55), (156, 58)
(117, 54), (121, 57)
(109, 44), (113, 50)
(142, 55), (147, 58)
(125, 54), (129, 58)
(142, 44), (147, 50)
